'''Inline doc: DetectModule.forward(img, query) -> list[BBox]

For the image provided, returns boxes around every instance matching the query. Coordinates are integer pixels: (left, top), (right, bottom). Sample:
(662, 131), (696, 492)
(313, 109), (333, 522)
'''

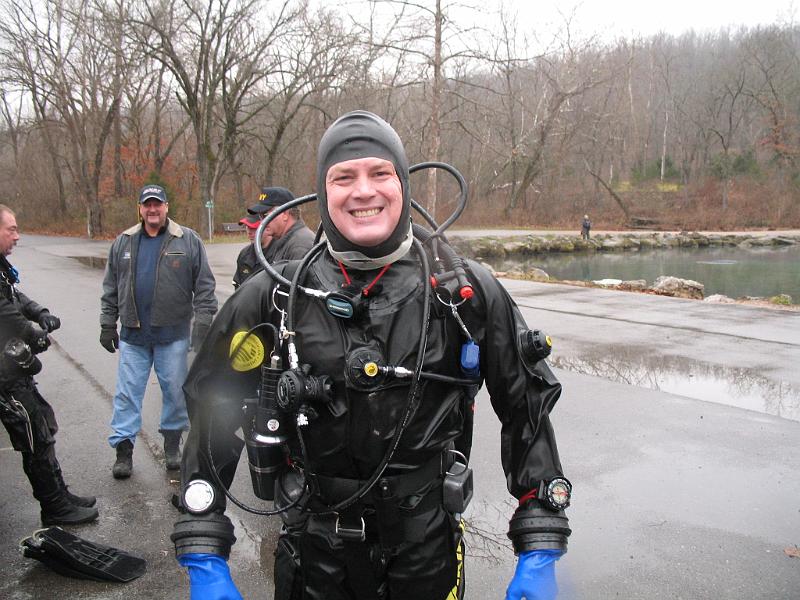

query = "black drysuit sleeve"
(0, 288), (48, 351)
(174, 271), (279, 557)
(466, 261), (570, 552)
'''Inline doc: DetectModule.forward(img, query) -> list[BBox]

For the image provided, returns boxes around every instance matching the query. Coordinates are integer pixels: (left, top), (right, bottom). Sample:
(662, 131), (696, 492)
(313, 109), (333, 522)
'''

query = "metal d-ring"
(334, 514), (366, 542)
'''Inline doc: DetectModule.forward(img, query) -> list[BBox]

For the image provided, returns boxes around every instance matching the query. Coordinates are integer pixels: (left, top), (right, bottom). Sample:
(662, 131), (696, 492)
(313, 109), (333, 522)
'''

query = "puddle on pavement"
(69, 255), (107, 269)
(462, 498), (516, 562)
(551, 350), (800, 422)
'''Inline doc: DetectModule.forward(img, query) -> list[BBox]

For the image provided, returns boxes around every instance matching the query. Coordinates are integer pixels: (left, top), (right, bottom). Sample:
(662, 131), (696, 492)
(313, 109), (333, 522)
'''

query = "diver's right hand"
(99, 324), (119, 353)
(177, 553), (243, 600)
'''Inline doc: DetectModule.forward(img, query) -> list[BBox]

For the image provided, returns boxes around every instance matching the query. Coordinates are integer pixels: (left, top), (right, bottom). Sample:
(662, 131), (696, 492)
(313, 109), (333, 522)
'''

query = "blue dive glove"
(505, 549), (562, 600)
(178, 553), (244, 600)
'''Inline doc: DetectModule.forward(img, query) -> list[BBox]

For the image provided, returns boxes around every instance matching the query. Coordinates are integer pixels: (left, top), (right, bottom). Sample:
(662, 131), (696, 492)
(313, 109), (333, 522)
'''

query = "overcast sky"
(496, 0), (797, 39)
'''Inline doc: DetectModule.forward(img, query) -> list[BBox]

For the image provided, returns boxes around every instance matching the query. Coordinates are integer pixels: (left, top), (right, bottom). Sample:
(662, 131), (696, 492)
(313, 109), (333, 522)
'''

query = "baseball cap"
(239, 214), (262, 229)
(247, 186), (295, 215)
(138, 184), (167, 204)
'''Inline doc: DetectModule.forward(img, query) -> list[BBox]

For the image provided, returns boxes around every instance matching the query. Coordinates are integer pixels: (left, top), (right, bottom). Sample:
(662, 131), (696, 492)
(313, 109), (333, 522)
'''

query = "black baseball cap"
(138, 184), (167, 204)
(247, 186), (295, 215)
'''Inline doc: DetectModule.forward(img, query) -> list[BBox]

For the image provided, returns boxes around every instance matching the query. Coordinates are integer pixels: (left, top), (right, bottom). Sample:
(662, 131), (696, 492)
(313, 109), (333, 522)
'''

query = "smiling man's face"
(139, 198), (168, 233)
(324, 157), (402, 247)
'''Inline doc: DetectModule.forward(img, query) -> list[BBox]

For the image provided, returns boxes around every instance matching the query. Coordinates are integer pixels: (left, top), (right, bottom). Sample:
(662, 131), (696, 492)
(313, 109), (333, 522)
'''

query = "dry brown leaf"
(784, 546), (800, 558)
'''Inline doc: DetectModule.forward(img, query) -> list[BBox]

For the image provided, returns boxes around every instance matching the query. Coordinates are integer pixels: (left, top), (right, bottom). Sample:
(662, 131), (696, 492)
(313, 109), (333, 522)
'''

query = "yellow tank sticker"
(229, 331), (264, 372)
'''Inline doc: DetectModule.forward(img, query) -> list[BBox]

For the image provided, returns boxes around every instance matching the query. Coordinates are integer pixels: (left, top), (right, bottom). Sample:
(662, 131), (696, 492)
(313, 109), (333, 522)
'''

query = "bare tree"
(133, 0), (302, 236)
(704, 33), (753, 210)
(0, 0), (133, 236)
(236, 7), (353, 200)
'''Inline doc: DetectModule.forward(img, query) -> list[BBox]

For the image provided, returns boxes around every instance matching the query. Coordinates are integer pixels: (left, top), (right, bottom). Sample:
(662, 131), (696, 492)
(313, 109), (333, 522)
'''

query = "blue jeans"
(108, 338), (190, 448)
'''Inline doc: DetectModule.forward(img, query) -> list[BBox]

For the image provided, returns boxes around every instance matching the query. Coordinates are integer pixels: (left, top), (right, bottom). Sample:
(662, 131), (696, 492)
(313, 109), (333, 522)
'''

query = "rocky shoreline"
(450, 230), (800, 257)
(449, 231), (800, 309)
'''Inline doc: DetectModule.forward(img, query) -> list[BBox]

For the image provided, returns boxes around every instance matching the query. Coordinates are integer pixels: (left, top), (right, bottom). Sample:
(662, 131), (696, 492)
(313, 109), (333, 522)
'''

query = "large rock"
(524, 267), (550, 280)
(704, 294), (736, 304)
(617, 279), (648, 291)
(551, 237), (575, 252)
(638, 236), (661, 249)
(500, 240), (529, 254)
(599, 238), (629, 251)
(650, 276), (705, 300)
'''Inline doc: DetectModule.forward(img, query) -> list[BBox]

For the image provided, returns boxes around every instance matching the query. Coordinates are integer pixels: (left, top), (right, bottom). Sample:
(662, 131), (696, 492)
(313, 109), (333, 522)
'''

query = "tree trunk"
(87, 200), (103, 239)
(660, 110), (668, 181)
(584, 159), (630, 219)
(425, 0), (443, 222)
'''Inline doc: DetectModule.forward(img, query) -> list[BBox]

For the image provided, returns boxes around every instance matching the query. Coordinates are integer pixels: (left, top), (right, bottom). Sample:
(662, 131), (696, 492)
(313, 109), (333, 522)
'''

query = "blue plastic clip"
(460, 340), (480, 378)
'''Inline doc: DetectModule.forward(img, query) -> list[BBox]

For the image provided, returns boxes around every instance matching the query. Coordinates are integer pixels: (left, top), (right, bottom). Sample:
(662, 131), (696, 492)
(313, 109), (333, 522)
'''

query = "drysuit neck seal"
(326, 221), (413, 270)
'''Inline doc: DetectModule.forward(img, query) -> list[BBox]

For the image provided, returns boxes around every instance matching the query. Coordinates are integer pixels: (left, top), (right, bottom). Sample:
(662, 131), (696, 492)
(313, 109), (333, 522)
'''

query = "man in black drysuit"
(171, 111), (571, 599)
(0, 204), (98, 526)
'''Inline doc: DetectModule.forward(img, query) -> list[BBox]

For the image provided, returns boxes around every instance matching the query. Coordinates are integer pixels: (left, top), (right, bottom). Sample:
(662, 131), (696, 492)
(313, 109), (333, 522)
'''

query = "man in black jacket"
(0, 204), (98, 525)
(232, 187), (315, 289)
(172, 112), (570, 600)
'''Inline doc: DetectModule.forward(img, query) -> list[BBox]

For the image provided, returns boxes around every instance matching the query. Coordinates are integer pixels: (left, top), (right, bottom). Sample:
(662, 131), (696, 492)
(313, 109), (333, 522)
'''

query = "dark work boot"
(55, 467), (96, 507)
(40, 494), (99, 526)
(63, 486), (97, 508)
(26, 449), (100, 525)
(112, 439), (134, 479)
(163, 430), (182, 471)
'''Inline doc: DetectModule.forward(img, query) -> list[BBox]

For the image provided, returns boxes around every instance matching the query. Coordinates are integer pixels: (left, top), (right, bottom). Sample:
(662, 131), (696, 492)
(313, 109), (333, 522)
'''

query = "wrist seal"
(171, 511), (236, 559)
(508, 505), (571, 554)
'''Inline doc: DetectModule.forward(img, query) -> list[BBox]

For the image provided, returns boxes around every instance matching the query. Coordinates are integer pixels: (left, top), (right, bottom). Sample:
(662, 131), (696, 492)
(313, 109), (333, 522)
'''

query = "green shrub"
(632, 156), (680, 182)
(769, 294), (792, 305)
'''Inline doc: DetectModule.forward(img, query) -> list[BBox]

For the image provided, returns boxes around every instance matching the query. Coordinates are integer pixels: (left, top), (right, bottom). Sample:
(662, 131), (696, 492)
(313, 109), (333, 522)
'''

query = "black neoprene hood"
(316, 110), (411, 260)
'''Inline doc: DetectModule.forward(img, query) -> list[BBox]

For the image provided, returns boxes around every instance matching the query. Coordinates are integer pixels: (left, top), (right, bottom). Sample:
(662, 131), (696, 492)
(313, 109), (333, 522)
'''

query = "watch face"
(546, 478), (571, 510)
(184, 480), (215, 514)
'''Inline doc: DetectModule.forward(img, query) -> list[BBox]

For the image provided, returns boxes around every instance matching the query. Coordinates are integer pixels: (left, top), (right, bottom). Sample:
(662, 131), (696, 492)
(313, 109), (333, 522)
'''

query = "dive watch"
(543, 477), (572, 511)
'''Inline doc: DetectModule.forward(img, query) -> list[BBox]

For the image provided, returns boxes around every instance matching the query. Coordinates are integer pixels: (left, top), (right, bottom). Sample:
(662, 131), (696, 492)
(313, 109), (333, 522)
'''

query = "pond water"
(494, 245), (800, 302)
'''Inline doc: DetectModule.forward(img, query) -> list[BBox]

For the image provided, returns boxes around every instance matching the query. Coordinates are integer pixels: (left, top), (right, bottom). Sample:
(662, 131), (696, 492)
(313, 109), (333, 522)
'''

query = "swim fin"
(20, 526), (146, 583)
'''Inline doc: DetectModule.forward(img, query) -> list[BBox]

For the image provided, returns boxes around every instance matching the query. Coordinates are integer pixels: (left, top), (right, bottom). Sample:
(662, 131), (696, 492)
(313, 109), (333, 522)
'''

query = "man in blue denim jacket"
(100, 184), (217, 478)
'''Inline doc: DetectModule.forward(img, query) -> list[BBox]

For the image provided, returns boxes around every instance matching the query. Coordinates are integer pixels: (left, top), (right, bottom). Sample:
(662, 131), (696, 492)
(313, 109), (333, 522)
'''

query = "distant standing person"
(581, 214), (592, 240)
(232, 186), (315, 289)
(0, 204), (98, 525)
(99, 184), (218, 478)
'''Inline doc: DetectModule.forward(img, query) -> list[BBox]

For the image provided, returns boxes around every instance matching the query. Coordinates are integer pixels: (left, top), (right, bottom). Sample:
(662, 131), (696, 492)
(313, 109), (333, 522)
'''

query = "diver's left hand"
(505, 549), (562, 600)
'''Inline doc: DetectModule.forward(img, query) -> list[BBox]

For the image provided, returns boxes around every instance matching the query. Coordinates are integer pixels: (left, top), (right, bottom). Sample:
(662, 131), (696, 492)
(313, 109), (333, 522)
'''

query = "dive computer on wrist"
(542, 477), (571, 511)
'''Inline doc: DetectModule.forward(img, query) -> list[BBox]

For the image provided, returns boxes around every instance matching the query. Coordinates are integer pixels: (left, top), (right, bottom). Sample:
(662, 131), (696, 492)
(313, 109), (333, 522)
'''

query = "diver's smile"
(351, 207), (383, 219)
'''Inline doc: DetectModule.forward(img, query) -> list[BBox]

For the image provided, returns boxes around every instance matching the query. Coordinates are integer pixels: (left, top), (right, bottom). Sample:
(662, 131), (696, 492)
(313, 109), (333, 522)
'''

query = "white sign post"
(205, 200), (214, 240)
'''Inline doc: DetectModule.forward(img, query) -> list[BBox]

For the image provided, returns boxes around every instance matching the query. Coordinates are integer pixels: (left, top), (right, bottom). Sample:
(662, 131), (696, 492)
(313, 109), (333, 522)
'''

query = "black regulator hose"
(253, 193), (320, 292)
(408, 161), (469, 238)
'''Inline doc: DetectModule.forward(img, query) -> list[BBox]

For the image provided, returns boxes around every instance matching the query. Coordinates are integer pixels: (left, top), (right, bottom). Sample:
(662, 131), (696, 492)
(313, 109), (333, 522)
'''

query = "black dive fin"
(20, 527), (147, 583)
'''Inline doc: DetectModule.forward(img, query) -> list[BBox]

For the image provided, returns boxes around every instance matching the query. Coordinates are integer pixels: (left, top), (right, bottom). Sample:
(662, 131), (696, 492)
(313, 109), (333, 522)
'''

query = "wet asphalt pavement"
(1, 233), (798, 599)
